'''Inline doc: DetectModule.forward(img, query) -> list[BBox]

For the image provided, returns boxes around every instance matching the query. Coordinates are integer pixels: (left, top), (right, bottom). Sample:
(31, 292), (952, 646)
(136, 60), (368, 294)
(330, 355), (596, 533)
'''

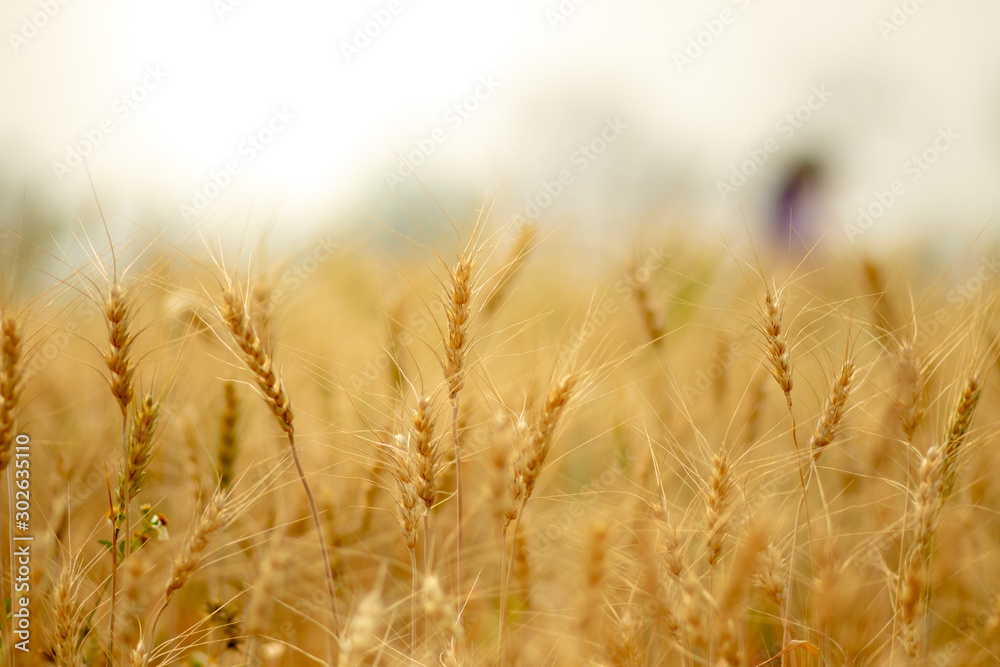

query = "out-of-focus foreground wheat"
(2, 212), (1000, 667)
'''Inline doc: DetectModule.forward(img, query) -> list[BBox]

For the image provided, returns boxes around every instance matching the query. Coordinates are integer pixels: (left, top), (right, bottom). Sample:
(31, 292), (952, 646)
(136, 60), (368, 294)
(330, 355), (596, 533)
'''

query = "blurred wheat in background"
(2, 1), (1000, 666)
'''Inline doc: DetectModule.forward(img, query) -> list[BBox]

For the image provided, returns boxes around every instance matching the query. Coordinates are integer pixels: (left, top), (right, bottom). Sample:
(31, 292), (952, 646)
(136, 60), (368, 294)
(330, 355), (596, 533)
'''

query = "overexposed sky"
(2, 0), (999, 251)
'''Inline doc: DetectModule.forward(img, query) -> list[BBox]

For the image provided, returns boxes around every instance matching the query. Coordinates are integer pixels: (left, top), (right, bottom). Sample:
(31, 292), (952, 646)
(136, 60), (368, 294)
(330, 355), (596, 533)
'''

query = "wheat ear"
(104, 283), (136, 416)
(117, 393), (159, 518)
(219, 285), (340, 634)
(704, 449), (734, 569)
(338, 591), (384, 667)
(102, 282), (138, 657)
(939, 375), (980, 501)
(579, 519), (610, 659)
(628, 258), (665, 347)
(411, 394), (439, 570)
(217, 380), (239, 491)
(0, 314), (23, 472)
(898, 445), (943, 657)
(762, 285), (793, 408)
(49, 558), (89, 667)
(500, 373), (576, 661)
(518, 373), (578, 505)
(809, 359), (855, 462)
(895, 339), (925, 441)
(143, 492), (234, 666)
(484, 221), (536, 315)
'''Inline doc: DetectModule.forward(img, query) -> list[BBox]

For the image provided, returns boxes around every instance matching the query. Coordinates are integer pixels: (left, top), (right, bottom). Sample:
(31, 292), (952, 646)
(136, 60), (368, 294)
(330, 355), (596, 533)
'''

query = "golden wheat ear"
(809, 358), (855, 462)
(50, 557), (90, 667)
(627, 257), (665, 348)
(484, 221), (536, 315)
(940, 375), (981, 501)
(103, 283), (137, 416)
(216, 380), (239, 491)
(338, 590), (385, 667)
(704, 448), (734, 568)
(0, 313), (24, 472)
(117, 393), (160, 512)
(894, 338), (925, 442)
(761, 284), (793, 408)
(218, 285), (293, 434)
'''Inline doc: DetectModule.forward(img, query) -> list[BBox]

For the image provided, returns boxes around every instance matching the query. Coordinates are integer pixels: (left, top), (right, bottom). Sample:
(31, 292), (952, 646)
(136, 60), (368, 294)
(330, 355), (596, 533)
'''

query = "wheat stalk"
(101, 281), (139, 657)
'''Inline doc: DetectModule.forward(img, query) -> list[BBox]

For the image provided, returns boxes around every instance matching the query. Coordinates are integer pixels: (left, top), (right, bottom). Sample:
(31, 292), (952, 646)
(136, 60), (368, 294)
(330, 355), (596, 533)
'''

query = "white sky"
(2, 0), (999, 252)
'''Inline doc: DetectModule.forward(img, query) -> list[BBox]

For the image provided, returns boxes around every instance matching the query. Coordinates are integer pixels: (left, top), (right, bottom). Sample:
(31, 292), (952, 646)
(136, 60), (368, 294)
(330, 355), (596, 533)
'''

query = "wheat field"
(1, 203), (999, 667)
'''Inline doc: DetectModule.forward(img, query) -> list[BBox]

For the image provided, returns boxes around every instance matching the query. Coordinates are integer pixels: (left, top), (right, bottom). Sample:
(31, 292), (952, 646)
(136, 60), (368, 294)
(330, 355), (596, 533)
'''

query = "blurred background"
(2, 0), (999, 259)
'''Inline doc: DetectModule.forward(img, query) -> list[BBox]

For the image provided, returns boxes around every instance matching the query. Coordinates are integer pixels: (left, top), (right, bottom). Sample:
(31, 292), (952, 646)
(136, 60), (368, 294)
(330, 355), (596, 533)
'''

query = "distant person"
(773, 158), (823, 245)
